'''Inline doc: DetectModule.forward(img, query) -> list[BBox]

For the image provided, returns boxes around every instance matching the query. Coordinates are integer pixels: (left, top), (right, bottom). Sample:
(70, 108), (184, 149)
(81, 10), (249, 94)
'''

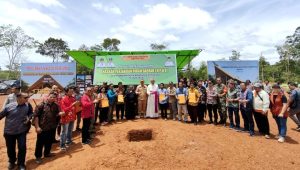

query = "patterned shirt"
(167, 87), (177, 103)
(34, 101), (60, 131)
(206, 87), (217, 105)
(215, 84), (227, 100)
(227, 88), (240, 108)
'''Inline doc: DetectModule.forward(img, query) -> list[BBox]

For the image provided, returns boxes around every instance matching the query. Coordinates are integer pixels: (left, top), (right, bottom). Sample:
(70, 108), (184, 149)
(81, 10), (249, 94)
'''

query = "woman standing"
(188, 83), (200, 125)
(98, 87), (109, 125)
(270, 84), (288, 143)
(125, 86), (138, 120)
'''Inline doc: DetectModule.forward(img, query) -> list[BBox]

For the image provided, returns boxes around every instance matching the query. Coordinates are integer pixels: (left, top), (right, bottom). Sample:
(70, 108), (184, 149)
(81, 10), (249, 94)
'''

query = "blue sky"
(1, 0), (300, 69)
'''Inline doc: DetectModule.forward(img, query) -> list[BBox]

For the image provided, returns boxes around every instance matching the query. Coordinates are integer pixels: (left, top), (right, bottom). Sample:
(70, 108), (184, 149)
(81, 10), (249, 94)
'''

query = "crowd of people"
(1, 78), (300, 170)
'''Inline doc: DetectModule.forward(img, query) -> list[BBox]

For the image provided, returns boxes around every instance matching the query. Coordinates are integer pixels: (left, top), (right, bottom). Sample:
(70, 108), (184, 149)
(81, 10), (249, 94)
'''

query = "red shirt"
(60, 95), (76, 124)
(81, 94), (94, 119)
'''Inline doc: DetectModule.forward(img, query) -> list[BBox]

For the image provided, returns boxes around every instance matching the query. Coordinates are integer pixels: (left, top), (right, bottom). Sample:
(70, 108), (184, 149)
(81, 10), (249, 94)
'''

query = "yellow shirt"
(188, 88), (200, 106)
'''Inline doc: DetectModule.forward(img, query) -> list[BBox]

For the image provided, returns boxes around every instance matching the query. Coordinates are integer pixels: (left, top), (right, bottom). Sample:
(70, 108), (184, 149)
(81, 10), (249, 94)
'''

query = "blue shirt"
(0, 102), (32, 135)
(107, 89), (117, 105)
(158, 88), (168, 104)
(176, 87), (187, 97)
(240, 89), (253, 109)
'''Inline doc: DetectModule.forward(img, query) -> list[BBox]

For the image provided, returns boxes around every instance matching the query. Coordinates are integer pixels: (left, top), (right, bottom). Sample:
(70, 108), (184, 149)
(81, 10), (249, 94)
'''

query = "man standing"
(253, 83), (271, 139)
(167, 82), (177, 120)
(60, 87), (78, 150)
(287, 82), (300, 131)
(226, 80), (240, 130)
(158, 83), (168, 120)
(176, 82), (188, 123)
(263, 80), (272, 94)
(146, 79), (159, 118)
(34, 92), (61, 164)
(197, 80), (207, 123)
(0, 93), (32, 170)
(239, 82), (254, 136)
(215, 77), (227, 125)
(107, 84), (117, 123)
(136, 80), (148, 118)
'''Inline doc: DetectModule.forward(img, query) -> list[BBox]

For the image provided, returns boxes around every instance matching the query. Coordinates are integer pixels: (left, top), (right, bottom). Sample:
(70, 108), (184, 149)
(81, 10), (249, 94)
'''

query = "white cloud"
(28, 0), (65, 8)
(92, 3), (122, 15)
(163, 34), (180, 42)
(124, 3), (214, 36)
(0, 1), (59, 28)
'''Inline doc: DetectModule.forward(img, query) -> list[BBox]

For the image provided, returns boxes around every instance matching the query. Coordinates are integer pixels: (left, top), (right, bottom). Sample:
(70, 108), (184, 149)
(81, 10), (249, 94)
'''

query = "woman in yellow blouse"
(188, 83), (200, 125)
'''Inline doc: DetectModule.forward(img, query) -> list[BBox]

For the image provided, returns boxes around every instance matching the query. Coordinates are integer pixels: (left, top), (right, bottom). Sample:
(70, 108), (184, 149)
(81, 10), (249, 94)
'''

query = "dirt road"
(0, 95), (299, 170)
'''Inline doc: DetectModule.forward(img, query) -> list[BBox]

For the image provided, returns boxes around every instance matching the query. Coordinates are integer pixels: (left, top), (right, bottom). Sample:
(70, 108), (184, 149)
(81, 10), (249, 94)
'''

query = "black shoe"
(44, 153), (56, 158)
(214, 121), (218, 125)
(208, 121), (213, 124)
(218, 120), (223, 124)
(18, 165), (26, 170)
(8, 163), (16, 170)
(76, 128), (82, 132)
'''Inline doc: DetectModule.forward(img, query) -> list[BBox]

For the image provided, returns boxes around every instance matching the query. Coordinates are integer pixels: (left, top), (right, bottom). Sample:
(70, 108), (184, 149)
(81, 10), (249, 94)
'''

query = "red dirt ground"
(0, 95), (300, 170)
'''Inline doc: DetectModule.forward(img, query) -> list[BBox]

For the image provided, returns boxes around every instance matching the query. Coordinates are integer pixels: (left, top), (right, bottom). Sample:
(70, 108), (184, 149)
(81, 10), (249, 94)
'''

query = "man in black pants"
(0, 93), (32, 170)
(33, 92), (61, 164)
(239, 83), (255, 136)
(197, 80), (207, 123)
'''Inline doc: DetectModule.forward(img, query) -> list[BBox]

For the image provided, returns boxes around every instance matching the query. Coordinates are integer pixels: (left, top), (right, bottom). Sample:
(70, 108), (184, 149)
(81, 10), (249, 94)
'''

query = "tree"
(101, 38), (120, 51)
(90, 44), (102, 51)
(150, 43), (168, 50)
(78, 44), (90, 51)
(0, 24), (36, 72)
(229, 50), (241, 61)
(36, 37), (70, 62)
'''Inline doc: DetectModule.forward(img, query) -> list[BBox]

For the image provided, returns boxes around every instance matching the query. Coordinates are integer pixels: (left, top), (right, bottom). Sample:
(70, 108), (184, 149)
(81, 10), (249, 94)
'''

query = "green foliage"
(0, 24), (36, 76)
(178, 61), (207, 80)
(36, 37), (70, 62)
(101, 38), (120, 51)
(229, 50), (240, 61)
(261, 26), (300, 83)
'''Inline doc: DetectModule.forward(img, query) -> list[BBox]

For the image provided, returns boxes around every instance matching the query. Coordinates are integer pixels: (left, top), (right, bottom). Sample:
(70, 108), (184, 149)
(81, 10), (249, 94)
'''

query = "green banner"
(94, 54), (178, 85)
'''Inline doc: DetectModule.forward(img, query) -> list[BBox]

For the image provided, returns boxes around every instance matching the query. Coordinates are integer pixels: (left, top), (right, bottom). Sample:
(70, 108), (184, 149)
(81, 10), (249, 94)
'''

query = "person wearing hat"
(136, 80), (148, 118)
(167, 82), (177, 120)
(226, 79), (241, 130)
(270, 84), (288, 143)
(253, 82), (271, 139)
(215, 77), (228, 125)
(0, 93), (32, 170)
(287, 82), (300, 131)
